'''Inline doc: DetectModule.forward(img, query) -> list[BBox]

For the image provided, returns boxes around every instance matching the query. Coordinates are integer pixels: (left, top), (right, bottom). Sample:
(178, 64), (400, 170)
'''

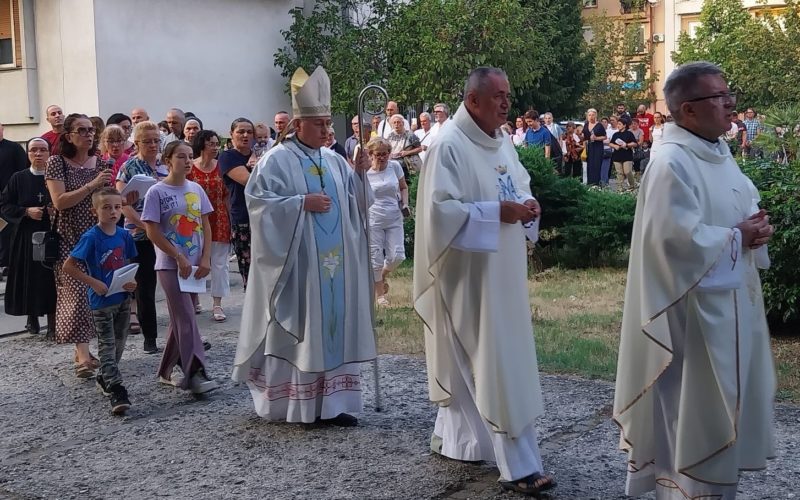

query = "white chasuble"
(232, 138), (376, 421)
(614, 124), (775, 497)
(414, 103), (544, 439)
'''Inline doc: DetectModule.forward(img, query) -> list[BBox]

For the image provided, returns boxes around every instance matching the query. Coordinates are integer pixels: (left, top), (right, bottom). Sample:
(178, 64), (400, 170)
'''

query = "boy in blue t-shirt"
(64, 187), (138, 415)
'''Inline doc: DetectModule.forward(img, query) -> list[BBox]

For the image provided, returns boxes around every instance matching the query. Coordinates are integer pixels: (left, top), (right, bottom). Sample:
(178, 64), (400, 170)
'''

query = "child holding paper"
(141, 141), (218, 394)
(63, 187), (138, 415)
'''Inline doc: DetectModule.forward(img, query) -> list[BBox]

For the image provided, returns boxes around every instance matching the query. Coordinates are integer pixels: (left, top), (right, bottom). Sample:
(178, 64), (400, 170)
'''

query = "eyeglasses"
(685, 92), (737, 104)
(138, 139), (160, 145)
(72, 127), (96, 137)
(107, 140), (125, 146)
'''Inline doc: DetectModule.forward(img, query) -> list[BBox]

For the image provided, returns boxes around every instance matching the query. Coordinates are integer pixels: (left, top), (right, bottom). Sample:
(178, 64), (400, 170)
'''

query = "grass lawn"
(376, 264), (800, 403)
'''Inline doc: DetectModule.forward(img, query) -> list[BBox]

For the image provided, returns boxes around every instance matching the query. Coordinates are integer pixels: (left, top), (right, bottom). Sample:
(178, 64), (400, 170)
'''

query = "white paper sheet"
(106, 263), (139, 296)
(523, 217), (540, 244)
(120, 174), (157, 198)
(615, 138), (626, 146)
(178, 266), (209, 293)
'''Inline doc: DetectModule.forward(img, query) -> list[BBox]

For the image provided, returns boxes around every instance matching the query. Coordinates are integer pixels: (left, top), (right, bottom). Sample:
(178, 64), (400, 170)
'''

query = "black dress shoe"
(319, 413), (358, 427)
(26, 316), (40, 335)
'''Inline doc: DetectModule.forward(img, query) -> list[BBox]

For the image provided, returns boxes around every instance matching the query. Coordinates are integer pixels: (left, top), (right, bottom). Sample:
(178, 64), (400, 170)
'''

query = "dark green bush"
(740, 158), (800, 323)
(518, 147), (635, 267)
(403, 175), (418, 258)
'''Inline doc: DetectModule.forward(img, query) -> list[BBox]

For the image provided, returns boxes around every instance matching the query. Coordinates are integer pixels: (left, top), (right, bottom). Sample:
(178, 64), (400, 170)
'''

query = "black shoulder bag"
(32, 210), (60, 266)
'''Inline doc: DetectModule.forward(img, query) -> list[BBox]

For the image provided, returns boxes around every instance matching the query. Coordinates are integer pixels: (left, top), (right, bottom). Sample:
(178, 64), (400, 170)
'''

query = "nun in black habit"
(1, 138), (57, 336)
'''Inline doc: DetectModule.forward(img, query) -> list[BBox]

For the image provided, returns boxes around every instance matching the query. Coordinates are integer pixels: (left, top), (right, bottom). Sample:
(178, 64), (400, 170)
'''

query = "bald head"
(45, 105), (65, 132)
(165, 108), (185, 135)
(385, 101), (399, 117)
(274, 111), (290, 134)
(131, 108), (150, 125)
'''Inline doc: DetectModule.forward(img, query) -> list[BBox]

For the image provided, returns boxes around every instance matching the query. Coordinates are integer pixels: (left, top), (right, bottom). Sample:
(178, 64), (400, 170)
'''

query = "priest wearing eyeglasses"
(614, 61), (776, 499)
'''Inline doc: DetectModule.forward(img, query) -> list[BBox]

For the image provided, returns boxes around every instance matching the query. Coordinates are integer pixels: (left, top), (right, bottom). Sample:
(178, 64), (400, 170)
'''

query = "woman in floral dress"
(188, 130), (231, 321)
(46, 114), (114, 377)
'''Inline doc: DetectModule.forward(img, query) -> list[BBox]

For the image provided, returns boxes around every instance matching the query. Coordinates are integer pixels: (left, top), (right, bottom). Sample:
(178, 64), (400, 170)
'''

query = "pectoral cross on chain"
(37, 192), (44, 203)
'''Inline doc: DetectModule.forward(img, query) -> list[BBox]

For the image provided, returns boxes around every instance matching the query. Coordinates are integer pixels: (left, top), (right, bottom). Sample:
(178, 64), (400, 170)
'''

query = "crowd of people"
(0, 59), (779, 499)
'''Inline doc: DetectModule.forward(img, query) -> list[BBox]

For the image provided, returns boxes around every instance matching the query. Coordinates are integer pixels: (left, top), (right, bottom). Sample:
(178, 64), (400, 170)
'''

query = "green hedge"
(517, 147), (636, 268)
(740, 158), (800, 324)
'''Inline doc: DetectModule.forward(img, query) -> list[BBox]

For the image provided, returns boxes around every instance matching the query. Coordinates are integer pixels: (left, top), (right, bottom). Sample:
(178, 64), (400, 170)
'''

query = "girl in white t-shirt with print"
(365, 138), (409, 307)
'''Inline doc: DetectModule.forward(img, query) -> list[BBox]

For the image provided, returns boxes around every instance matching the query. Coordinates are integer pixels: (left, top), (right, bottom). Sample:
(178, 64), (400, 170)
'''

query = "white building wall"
(2, 0), (100, 141)
(92, 0), (298, 135)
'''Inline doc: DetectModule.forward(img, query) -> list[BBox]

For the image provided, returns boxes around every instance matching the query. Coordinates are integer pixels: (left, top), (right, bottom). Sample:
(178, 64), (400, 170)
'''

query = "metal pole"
(357, 84), (388, 412)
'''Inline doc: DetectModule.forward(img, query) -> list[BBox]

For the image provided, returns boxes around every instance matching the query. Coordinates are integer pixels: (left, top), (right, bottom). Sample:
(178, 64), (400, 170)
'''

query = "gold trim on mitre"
(290, 66), (331, 119)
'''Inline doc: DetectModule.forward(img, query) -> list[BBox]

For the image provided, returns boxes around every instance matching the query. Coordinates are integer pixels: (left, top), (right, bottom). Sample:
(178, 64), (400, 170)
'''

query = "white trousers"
(209, 242), (230, 298)
(432, 326), (544, 482)
(369, 223), (405, 282)
(245, 353), (363, 423)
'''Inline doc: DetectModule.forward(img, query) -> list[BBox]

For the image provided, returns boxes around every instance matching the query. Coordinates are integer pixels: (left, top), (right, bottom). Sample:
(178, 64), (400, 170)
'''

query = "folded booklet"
(120, 174), (157, 198)
(106, 263), (139, 296)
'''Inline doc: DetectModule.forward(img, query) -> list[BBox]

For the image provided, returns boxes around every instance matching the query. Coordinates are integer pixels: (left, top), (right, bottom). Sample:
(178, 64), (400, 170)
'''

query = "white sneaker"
(189, 371), (219, 394)
(158, 376), (180, 387)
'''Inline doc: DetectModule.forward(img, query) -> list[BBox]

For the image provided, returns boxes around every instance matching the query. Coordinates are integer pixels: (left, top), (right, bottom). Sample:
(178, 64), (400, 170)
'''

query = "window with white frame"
(582, 26), (595, 44)
(687, 21), (702, 39)
(0, 0), (21, 68)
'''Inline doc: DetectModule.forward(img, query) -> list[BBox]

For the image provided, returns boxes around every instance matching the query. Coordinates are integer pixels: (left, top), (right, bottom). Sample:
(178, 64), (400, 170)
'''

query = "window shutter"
(0, 0), (11, 40)
(12, 0), (20, 66)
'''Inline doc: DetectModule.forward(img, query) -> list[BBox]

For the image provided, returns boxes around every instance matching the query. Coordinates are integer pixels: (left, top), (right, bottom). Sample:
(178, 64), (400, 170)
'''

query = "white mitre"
(291, 66), (331, 118)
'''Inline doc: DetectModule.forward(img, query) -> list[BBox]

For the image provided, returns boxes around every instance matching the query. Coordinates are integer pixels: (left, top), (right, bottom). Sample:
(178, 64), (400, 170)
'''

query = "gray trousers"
(91, 297), (131, 387)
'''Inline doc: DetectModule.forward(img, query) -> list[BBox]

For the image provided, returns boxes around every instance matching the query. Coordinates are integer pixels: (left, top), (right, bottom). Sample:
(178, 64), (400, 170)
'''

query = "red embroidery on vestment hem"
(248, 368), (361, 401)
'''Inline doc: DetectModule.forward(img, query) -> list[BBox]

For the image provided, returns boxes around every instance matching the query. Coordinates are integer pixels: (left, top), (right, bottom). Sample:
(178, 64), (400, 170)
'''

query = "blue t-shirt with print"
(70, 225), (138, 310)
(524, 126), (562, 160)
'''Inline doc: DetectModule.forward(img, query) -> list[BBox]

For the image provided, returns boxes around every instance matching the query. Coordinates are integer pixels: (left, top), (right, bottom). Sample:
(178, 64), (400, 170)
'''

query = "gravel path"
(1, 278), (797, 499)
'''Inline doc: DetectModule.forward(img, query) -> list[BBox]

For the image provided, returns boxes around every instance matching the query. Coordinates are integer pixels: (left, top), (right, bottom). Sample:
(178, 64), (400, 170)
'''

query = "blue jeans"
(91, 298), (131, 387)
(601, 156), (612, 185)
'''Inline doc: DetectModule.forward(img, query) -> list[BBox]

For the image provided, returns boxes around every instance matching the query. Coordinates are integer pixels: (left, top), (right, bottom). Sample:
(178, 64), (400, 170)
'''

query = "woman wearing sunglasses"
(45, 113), (114, 378)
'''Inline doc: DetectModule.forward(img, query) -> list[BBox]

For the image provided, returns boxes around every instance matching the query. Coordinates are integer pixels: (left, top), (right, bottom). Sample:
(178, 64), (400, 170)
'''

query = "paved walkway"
(0, 272), (797, 499)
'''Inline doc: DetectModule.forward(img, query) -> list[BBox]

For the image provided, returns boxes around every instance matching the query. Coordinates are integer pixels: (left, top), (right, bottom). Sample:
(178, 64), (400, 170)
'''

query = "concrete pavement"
(0, 271), (797, 499)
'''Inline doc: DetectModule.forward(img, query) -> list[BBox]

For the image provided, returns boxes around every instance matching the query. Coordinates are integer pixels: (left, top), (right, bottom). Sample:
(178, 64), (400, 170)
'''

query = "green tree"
(383, 0), (548, 110)
(273, 0), (396, 116)
(274, 0), (588, 118)
(515, 0), (594, 119)
(580, 14), (658, 117)
(672, 0), (800, 110)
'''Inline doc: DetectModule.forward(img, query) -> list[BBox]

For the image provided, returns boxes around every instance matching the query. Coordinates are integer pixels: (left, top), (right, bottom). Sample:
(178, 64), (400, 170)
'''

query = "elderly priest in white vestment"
(613, 61), (776, 499)
(232, 66), (376, 427)
(413, 67), (556, 497)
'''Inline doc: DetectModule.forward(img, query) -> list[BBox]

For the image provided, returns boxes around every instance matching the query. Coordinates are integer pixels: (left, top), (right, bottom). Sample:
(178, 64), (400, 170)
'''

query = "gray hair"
(543, 112), (553, 119)
(167, 108), (185, 121)
(433, 103), (450, 115)
(419, 112), (431, 120)
(463, 67), (508, 98)
(664, 61), (724, 118)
